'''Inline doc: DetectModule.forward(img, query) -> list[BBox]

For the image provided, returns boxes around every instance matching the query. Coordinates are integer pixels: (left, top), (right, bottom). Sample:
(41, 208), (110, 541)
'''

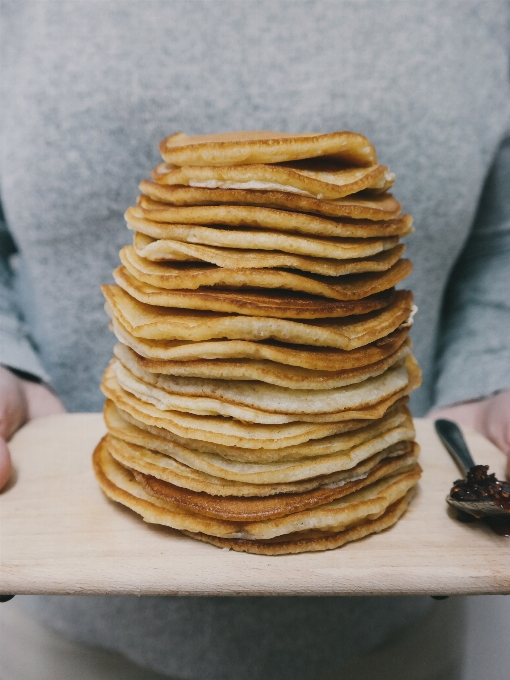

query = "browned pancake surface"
(151, 161), (393, 199)
(140, 181), (401, 221)
(132, 232), (405, 276)
(110, 314), (411, 370)
(93, 437), (418, 553)
(103, 283), (413, 346)
(113, 265), (397, 319)
(134, 448), (419, 521)
(136, 197), (413, 239)
(113, 338), (411, 390)
(159, 130), (377, 167)
(183, 493), (413, 555)
(119, 245), (412, 301)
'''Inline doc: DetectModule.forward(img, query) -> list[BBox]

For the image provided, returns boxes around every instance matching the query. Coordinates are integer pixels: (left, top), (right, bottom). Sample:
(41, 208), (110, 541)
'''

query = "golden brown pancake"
(101, 359), (420, 444)
(93, 438), (420, 544)
(120, 245), (412, 300)
(101, 367), (418, 449)
(133, 450), (418, 521)
(110, 315), (410, 370)
(139, 181), (402, 221)
(95, 128), (422, 556)
(105, 407), (416, 496)
(183, 492), (413, 555)
(151, 160), (394, 199)
(94, 439), (238, 537)
(104, 398), (411, 464)
(110, 353), (415, 420)
(113, 265), (398, 319)
(112, 339), (411, 390)
(108, 424), (417, 495)
(125, 206), (408, 256)
(133, 232), (405, 276)
(101, 370), (374, 448)
(210, 469), (421, 541)
(103, 284), (413, 349)
(158, 130), (377, 167)
(135, 198), (413, 238)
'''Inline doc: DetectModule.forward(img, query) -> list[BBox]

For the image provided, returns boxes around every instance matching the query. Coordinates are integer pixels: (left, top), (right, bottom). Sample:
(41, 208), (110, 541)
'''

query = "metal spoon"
(434, 419), (510, 529)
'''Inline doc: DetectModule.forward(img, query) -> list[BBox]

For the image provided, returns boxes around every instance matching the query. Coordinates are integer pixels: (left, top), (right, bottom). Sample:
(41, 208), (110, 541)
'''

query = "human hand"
(0, 366), (66, 489)
(430, 390), (510, 477)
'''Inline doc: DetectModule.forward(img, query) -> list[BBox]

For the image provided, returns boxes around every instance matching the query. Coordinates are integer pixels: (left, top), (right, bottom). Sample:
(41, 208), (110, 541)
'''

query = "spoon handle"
(434, 419), (476, 476)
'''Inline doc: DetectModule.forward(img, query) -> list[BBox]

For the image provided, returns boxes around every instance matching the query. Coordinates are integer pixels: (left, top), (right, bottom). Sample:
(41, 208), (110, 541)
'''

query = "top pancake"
(159, 131), (377, 167)
(151, 160), (394, 200)
(140, 181), (402, 221)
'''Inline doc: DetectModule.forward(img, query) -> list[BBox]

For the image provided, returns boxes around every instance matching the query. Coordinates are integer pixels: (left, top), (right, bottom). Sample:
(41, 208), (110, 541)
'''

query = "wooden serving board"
(1, 414), (509, 596)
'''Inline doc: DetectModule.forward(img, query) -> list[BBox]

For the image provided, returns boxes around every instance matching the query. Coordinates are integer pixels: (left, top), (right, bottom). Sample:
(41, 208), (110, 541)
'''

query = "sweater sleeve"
(433, 132), (510, 408)
(0, 203), (50, 382)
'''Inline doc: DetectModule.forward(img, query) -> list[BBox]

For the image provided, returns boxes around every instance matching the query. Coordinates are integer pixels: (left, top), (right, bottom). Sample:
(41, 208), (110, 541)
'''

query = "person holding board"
(1, 2), (509, 679)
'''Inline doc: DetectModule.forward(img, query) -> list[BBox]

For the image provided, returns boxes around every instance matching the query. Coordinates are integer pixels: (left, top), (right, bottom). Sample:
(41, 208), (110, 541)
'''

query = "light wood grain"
(0, 414), (509, 596)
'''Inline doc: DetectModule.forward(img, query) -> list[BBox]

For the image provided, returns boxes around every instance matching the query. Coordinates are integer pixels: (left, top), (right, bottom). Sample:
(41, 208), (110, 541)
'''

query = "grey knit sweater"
(1, 2), (510, 678)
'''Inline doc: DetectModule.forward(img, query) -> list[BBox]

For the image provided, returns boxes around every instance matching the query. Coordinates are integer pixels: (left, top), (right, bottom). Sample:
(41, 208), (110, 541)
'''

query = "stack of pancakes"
(94, 131), (422, 555)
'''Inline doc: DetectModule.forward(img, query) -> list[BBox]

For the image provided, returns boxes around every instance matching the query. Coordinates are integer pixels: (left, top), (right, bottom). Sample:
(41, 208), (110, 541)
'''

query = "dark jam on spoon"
(450, 465), (510, 536)
(450, 465), (510, 511)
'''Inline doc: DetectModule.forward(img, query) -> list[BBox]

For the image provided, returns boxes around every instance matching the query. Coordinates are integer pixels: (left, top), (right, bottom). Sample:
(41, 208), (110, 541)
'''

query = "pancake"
(120, 245), (412, 301)
(112, 339), (412, 390)
(184, 492), (413, 555)
(125, 207), (407, 257)
(94, 438), (239, 538)
(106, 411), (417, 485)
(110, 315), (410, 370)
(107, 425), (416, 498)
(106, 431), (350, 498)
(133, 232), (405, 276)
(110, 355), (418, 424)
(102, 284), (413, 348)
(123, 242), (410, 293)
(133, 451), (418, 520)
(136, 198), (413, 239)
(93, 438), (420, 542)
(104, 398), (411, 463)
(96, 127), (421, 555)
(126, 437), (417, 490)
(101, 370), (375, 448)
(105, 399), (404, 461)
(233, 468), (421, 540)
(101, 368), (418, 448)
(139, 181), (402, 221)
(158, 130), (377, 167)
(114, 265), (397, 319)
(151, 160), (394, 199)
(111, 353), (415, 419)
